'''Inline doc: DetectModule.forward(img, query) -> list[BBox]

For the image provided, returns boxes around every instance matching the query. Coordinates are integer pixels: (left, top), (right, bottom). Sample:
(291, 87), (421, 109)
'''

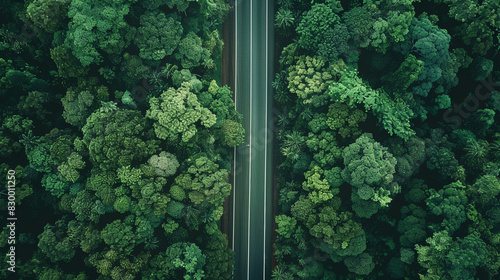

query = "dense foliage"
(2, 0), (500, 278)
(0, 0), (238, 279)
(273, 0), (500, 279)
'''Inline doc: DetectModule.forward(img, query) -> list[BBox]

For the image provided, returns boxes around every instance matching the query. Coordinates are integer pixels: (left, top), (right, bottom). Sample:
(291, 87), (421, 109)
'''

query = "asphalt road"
(228, 0), (274, 279)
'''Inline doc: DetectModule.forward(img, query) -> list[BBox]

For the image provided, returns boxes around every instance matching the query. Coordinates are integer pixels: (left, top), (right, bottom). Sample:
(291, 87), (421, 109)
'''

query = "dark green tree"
(65, 0), (137, 66)
(296, 3), (339, 51)
(135, 10), (183, 61)
(82, 107), (159, 171)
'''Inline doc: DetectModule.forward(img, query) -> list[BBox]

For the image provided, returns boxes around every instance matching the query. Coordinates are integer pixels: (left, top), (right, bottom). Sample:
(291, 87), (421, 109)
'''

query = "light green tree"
(302, 166), (337, 204)
(148, 151), (180, 177)
(288, 56), (345, 105)
(146, 82), (216, 142)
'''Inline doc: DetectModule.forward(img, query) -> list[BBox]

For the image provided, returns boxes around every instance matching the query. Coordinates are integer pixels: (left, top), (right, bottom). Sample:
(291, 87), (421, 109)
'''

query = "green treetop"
(305, 130), (343, 168)
(288, 56), (345, 105)
(302, 166), (338, 204)
(199, 230), (234, 280)
(61, 89), (95, 128)
(326, 102), (367, 140)
(296, 3), (340, 51)
(65, 0), (137, 66)
(50, 45), (89, 78)
(82, 107), (159, 171)
(309, 205), (367, 258)
(146, 82), (216, 142)
(329, 69), (415, 140)
(416, 231), (489, 280)
(143, 242), (206, 280)
(342, 0), (415, 53)
(342, 133), (399, 218)
(26, 0), (70, 33)
(175, 32), (212, 69)
(220, 119), (245, 147)
(438, 0), (500, 55)
(135, 10), (183, 62)
(396, 16), (458, 103)
(173, 243), (206, 280)
(318, 24), (351, 63)
(38, 219), (77, 263)
(172, 156), (230, 210)
(148, 151), (180, 177)
(426, 181), (468, 234)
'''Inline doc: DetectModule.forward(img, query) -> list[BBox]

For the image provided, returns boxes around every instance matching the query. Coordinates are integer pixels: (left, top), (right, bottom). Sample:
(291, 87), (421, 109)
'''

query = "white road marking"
(232, 0), (238, 253)
(263, 0), (268, 278)
(247, 0), (253, 278)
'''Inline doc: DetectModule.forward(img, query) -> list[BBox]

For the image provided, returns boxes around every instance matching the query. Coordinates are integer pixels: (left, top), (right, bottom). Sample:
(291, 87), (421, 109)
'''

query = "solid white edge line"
(247, 0), (253, 278)
(232, 0), (237, 253)
(263, 0), (268, 278)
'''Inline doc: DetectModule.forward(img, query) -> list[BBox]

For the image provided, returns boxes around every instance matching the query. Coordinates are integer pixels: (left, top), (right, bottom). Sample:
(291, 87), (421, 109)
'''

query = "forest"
(272, 0), (500, 279)
(0, 0), (500, 279)
(0, 0), (242, 279)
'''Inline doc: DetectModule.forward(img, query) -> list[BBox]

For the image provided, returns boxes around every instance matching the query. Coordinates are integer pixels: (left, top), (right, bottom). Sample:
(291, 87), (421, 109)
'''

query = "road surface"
(227, 0), (274, 279)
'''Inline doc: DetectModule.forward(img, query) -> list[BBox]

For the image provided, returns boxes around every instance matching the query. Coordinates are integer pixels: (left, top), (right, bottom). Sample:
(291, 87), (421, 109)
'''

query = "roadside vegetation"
(272, 0), (500, 279)
(0, 0), (241, 279)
